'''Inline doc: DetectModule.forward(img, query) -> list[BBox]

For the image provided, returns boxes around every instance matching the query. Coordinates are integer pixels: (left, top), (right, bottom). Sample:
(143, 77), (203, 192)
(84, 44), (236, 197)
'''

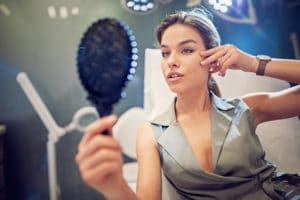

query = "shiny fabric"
(151, 93), (300, 200)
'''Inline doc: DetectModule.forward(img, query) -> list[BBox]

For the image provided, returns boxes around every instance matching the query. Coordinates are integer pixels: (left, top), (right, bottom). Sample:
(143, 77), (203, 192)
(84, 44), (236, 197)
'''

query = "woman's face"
(160, 23), (209, 95)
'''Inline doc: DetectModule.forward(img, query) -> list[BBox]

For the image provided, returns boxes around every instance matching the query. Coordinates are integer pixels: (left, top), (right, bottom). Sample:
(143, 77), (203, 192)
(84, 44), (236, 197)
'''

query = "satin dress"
(150, 93), (300, 200)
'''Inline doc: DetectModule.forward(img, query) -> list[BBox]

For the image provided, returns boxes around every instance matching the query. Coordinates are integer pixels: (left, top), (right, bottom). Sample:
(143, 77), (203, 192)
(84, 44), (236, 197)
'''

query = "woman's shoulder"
(136, 122), (160, 158)
(137, 122), (159, 145)
(211, 92), (247, 111)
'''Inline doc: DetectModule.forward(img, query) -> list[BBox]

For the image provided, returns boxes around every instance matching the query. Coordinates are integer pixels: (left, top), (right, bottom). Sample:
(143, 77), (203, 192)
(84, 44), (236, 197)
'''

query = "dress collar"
(151, 92), (235, 126)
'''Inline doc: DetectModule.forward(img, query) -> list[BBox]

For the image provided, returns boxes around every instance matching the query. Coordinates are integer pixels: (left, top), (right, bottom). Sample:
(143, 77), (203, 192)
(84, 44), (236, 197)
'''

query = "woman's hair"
(155, 8), (222, 97)
(156, 7), (220, 49)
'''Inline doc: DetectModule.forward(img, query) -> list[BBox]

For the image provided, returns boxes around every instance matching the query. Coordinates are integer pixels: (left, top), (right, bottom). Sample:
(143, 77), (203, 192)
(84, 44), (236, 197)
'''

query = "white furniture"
(113, 107), (147, 192)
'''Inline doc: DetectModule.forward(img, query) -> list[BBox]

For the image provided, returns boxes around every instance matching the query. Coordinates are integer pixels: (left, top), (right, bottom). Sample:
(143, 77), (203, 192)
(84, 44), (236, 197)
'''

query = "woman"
(76, 8), (300, 200)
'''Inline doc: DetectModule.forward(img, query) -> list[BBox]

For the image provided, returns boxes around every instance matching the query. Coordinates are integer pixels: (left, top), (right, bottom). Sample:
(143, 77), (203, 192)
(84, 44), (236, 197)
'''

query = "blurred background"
(0, 0), (299, 199)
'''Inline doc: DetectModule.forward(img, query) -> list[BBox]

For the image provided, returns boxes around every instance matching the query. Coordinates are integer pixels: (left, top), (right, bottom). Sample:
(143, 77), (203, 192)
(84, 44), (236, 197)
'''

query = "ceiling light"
(71, 7), (80, 16)
(205, 0), (257, 24)
(47, 6), (56, 18)
(121, 0), (157, 15)
(59, 6), (68, 19)
(209, 0), (232, 13)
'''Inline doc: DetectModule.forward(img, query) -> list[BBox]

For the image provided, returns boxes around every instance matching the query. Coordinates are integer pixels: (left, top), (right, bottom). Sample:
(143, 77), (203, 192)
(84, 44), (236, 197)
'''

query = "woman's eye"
(161, 51), (170, 57)
(182, 48), (194, 54)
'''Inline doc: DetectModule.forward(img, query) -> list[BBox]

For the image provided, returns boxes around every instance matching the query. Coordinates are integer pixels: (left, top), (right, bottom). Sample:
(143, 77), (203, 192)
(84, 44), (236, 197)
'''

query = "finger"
(218, 50), (232, 67)
(218, 59), (232, 77)
(208, 62), (221, 74)
(76, 135), (121, 163)
(201, 48), (227, 66)
(80, 148), (122, 172)
(199, 46), (220, 57)
(81, 160), (122, 186)
(78, 115), (117, 150)
(85, 115), (117, 137)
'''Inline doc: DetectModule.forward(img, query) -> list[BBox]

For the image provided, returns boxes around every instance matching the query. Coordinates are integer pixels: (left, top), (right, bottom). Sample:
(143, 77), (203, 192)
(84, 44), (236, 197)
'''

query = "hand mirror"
(76, 18), (138, 124)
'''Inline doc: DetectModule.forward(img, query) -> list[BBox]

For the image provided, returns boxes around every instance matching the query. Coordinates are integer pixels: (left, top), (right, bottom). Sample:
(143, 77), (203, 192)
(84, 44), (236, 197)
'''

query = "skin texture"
(75, 22), (300, 200)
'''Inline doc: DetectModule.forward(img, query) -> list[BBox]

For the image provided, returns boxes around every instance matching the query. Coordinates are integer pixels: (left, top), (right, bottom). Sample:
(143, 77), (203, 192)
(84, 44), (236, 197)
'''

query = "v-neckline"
(157, 101), (233, 175)
(154, 92), (235, 175)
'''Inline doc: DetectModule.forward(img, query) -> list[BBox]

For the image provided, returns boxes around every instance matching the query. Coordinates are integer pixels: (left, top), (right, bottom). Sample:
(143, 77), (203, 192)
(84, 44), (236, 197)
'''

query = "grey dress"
(150, 93), (300, 200)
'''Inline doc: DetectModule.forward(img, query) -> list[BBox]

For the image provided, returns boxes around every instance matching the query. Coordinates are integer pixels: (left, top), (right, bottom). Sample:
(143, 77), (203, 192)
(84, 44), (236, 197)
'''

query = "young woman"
(76, 8), (300, 200)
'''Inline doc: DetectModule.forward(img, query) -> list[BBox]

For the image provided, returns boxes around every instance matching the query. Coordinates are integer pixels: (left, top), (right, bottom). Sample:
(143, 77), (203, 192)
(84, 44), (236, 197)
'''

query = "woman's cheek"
(161, 64), (168, 78)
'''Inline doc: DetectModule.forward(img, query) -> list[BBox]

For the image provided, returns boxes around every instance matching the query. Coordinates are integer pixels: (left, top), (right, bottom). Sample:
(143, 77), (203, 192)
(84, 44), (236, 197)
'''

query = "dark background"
(0, 0), (299, 199)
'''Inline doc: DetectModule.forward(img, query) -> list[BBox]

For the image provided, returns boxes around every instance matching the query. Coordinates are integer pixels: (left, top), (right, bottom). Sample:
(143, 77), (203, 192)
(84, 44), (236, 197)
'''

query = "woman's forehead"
(161, 24), (204, 47)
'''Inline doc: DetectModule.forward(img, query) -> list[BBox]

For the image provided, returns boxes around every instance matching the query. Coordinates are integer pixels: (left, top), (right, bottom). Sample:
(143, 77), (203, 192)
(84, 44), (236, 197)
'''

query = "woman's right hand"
(75, 115), (126, 198)
(200, 44), (257, 76)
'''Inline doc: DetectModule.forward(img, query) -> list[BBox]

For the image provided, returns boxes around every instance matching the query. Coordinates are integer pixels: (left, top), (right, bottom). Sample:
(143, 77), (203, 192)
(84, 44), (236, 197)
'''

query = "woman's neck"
(175, 88), (211, 117)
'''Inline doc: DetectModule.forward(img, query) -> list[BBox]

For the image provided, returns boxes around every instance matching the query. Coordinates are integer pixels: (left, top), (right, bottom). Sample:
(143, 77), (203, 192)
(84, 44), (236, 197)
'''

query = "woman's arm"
(200, 44), (300, 84)
(243, 86), (300, 127)
(261, 58), (300, 84)
(136, 122), (162, 200)
(200, 45), (300, 127)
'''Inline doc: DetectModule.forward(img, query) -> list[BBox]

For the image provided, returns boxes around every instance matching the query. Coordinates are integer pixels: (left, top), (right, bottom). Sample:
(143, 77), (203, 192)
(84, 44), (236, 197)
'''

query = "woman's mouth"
(167, 72), (184, 81)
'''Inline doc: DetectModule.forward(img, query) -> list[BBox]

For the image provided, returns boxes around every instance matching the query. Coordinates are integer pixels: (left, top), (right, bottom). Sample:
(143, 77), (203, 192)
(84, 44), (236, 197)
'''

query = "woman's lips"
(167, 71), (184, 82)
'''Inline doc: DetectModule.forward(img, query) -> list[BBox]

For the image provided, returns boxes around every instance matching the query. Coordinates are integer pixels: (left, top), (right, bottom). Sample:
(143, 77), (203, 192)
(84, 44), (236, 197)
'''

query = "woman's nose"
(167, 52), (179, 68)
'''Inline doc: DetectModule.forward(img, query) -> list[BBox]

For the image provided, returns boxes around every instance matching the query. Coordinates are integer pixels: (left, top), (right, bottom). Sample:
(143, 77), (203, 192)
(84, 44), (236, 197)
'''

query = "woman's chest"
(179, 116), (213, 172)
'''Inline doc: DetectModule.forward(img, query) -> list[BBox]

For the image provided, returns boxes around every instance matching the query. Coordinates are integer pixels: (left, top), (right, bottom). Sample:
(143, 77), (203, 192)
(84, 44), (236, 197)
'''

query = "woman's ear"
(208, 76), (222, 97)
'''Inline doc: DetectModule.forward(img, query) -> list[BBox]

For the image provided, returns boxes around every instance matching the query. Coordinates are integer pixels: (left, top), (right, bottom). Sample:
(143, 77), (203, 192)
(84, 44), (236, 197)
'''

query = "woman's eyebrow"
(178, 39), (197, 46)
(161, 39), (197, 48)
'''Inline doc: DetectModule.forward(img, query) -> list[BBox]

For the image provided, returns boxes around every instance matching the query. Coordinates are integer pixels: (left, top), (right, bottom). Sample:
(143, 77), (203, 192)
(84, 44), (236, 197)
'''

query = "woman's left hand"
(200, 44), (257, 76)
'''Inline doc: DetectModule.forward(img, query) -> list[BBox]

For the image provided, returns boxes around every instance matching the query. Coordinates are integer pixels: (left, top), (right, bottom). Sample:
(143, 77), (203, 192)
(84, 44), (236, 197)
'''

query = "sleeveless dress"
(150, 93), (300, 200)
